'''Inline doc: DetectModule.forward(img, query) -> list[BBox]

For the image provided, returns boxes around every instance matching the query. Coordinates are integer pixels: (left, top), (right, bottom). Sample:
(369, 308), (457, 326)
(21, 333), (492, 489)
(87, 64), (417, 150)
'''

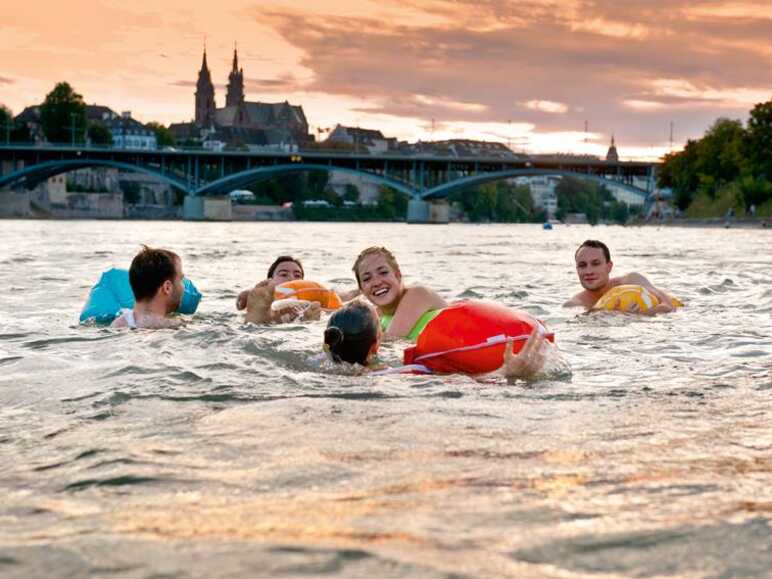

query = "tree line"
(658, 100), (772, 218)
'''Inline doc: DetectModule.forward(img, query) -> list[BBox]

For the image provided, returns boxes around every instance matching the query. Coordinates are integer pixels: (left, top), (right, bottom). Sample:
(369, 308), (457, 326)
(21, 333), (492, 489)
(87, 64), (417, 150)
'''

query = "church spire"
(195, 45), (216, 126)
(606, 133), (619, 162)
(226, 42), (245, 108)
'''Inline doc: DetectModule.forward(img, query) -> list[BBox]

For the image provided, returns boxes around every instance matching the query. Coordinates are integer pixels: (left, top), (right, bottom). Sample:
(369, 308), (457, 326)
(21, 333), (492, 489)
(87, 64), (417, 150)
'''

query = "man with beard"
(564, 239), (676, 314)
(112, 246), (185, 329)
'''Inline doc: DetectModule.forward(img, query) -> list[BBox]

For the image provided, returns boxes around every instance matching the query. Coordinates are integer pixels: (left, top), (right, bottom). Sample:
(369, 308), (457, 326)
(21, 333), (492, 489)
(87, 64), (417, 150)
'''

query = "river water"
(0, 220), (770, 578)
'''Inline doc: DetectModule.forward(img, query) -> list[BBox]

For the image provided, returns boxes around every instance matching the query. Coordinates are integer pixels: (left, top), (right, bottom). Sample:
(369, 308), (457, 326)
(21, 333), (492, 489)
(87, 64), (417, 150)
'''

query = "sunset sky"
(2, 0), (771, 159)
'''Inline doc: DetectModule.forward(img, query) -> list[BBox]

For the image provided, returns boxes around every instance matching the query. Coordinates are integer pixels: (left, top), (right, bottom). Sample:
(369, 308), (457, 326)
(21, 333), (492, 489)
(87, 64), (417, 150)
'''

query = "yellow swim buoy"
(593, 284), (683, 314)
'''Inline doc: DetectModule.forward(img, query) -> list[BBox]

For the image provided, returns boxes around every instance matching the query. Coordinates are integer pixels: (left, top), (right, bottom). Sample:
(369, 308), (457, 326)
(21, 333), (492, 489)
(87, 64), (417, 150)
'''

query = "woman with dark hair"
(239, 255), (359, 324)
(323, 301), (552, 379)
(324, 301), (381, 365)
(236, 256), (306, 311)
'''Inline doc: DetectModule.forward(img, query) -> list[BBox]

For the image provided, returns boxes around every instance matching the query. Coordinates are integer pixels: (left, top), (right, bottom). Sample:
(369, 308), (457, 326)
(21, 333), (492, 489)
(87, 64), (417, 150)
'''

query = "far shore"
(632, 217), (769, 229)
(0, 213), (769, 229)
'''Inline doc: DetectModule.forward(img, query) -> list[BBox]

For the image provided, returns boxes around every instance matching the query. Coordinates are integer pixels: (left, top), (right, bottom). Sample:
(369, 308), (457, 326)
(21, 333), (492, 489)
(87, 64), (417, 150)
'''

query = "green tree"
(40, 82), (87, 144)
(659, 139), (703, 210)
(146, 121), (175, 148)
(744, 100), (772, 182)
(376, 186), (409, 219)
(343, 183), (360, 203)
(494, 181), (533, 222)
(695, 118), (745, 198)
(0, 105), (11, 143)
(0, 105), (29, 143)
(119, 180), (141, 204)
(554, 176), (616, 224)
(87, 122), (113, 146)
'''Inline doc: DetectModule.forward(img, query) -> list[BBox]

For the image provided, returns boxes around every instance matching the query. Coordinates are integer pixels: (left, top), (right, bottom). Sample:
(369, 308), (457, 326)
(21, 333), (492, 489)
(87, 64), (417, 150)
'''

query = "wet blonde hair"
(352, 246), (401, 288)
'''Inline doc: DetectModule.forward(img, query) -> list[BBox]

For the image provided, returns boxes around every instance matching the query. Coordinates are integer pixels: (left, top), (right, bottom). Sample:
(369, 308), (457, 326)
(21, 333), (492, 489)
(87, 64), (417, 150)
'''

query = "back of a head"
(267, 255), (304, 279)
(324, 301), (379, 365)
(576, 239), (611, 262)
(129, 245), (178, 302)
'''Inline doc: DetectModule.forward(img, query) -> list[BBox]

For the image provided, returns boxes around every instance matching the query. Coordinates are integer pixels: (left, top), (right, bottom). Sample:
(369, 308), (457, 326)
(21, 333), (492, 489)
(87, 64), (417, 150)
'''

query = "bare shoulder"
(563, 292), (585, 308)
(564, 291), (592, 309)
(404, 285), (447, 309)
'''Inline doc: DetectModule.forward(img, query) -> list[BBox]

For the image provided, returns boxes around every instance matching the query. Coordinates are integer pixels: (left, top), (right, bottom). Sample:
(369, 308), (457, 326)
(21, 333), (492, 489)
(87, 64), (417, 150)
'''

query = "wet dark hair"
(576, 240), (611, 263)
(267, 255), (304, 279)
(129, 245), (179, 302)
(324, 302), (379, 365)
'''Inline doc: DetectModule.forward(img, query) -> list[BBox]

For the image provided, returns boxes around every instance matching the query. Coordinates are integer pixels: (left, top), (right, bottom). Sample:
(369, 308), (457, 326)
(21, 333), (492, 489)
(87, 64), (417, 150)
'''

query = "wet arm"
(622, 273), (675, 314)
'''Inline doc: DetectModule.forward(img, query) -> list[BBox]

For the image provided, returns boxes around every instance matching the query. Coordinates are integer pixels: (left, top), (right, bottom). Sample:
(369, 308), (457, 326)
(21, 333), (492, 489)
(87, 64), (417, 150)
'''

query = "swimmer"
(564, 239), (677, 314)
(323, 301), (549, 379)
(237, 255), (358, 323)
(353, 246), (447, 340)
(236, 255), (304, 310)
(112, 245), (185, 329)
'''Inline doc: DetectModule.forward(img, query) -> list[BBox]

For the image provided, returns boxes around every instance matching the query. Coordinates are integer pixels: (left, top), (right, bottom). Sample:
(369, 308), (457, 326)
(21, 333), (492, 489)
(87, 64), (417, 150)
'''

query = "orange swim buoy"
(274, 280), (343, 310)
(402, 301), (554, 374)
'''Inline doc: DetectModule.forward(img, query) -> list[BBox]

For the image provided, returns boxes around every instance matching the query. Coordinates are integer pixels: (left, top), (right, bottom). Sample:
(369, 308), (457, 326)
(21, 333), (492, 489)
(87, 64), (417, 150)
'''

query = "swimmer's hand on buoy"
(271, 298), (321, 323)
(645, 300), (675, 315)
(593, 284), (681, 315)
(502, 326), (547, 380)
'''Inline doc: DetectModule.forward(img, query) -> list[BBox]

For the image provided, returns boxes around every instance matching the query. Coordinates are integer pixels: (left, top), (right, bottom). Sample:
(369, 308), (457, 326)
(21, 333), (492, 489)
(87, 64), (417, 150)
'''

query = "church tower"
(606, 134), (619, 162)
(195, 48), (216, 126)
(226, 47), (245, 107)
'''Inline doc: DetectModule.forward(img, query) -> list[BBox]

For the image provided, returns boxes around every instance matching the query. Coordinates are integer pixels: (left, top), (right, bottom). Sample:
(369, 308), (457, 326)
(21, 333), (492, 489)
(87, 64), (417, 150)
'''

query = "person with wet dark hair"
(322, 300), (551, 378)
(324, 301), (381, 365)
(236, 256), (305, 311)
(238, 255), (359, 324)
(564, 239), (677, 313)
(112, 245), (185, 329)
(266, 255), (304, 281)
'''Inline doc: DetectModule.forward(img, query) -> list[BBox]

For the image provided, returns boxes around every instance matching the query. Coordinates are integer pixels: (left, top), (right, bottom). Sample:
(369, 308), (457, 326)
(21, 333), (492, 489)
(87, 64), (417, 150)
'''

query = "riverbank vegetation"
(659, 100), (772, 218)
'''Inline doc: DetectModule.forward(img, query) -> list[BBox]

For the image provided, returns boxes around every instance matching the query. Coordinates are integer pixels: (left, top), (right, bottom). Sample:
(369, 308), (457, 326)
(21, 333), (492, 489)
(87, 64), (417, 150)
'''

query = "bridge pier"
(406, 199), (450, 224)
(407, 199), (429, 223)
(183, 196), (205, 220)
(183, 196), (232, 221)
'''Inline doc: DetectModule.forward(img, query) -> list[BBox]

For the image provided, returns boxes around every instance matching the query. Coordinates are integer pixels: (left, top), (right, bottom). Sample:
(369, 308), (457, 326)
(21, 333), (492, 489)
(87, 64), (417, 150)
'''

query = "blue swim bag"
(79, 268), (202, 325)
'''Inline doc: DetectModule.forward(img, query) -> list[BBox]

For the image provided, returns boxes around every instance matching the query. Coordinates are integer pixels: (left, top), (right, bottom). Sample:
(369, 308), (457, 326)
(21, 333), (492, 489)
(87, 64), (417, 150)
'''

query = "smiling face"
(356, 252), (404, 310)
(575, 246), (613, 291)
(271, 260), (304, 283)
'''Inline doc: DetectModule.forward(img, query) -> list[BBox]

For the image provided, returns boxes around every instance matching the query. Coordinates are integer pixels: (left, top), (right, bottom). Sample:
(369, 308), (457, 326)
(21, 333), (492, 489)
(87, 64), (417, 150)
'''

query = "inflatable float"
(402, 301), (554, 374)
(593, 284), (683, 314)
(79, 268), (202, 325)
(274, 280), (343, 310)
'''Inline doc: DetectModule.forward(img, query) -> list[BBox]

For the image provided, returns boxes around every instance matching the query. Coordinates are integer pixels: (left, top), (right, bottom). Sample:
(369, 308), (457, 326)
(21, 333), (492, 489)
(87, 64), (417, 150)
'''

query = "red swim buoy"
(402, 301), (554, 374)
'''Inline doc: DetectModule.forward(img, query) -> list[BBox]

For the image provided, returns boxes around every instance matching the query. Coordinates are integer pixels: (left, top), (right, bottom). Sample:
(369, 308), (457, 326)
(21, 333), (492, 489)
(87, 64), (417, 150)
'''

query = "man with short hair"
(112, 246), (185, 329)
(564, 239), (676, 314)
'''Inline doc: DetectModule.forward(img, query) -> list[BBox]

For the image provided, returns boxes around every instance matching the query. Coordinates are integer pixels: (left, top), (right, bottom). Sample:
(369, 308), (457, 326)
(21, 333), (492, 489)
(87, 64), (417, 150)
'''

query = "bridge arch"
(194, 163), (418, 198)
(422, 168), (649, 201)
(0, 159), (191, 194)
